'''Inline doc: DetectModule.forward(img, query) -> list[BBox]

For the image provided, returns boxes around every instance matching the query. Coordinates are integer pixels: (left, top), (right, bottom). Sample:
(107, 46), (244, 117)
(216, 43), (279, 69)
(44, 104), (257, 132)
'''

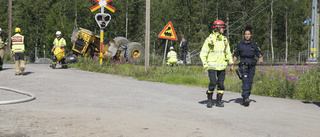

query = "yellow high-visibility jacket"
(200, 32), (233, 70)
(11, 34), (25, 53)
(167, 50), (177, 63)
(53, 37), (66, 47)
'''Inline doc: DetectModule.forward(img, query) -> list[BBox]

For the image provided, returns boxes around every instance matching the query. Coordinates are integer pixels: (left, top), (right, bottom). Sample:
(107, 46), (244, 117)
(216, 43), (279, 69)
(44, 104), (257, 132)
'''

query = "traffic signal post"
(91, 0), (116, 65)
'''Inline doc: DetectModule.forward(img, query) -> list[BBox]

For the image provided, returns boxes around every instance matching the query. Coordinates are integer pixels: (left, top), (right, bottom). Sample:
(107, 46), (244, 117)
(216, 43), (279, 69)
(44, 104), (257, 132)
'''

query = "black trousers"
(208, 69), (226, 92)
(180, 50), (187, 64)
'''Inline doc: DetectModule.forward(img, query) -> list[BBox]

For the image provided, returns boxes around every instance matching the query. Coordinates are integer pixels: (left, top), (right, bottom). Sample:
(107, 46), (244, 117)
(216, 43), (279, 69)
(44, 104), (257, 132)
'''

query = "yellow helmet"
(15, 27), (21, 33)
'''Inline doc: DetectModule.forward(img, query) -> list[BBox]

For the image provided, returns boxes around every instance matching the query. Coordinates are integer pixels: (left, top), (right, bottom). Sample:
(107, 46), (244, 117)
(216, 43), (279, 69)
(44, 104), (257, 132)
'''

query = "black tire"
(65, 52), (78, 64)
(126, 42), (144, 62)
(113, 37), (130, 46)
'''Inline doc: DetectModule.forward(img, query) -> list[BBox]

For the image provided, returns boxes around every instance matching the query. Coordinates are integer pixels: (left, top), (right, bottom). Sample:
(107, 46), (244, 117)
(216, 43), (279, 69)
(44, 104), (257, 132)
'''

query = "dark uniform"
(234, 40), (262, 99)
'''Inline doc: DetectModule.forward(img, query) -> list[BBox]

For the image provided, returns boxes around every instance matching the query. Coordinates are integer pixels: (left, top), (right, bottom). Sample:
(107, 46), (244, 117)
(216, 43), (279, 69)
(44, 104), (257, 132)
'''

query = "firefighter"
(11, 27), (27, 75)
(231, 26), (263, 106)
(50, 31), (67, 69)
(0, 28), (8, 71)
(166, 46), (177, 66)
(200, 20), (233, 108)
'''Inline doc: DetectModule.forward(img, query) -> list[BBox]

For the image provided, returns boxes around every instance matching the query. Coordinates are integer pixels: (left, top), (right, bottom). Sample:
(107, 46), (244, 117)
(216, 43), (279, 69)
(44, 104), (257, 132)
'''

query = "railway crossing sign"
(90, 0), (116, 13)
(158, 21), (177, 41)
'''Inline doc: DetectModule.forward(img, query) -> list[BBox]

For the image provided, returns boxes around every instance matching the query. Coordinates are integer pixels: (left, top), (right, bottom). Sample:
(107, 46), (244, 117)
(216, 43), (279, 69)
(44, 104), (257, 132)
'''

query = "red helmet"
(212, 20), (226, 28)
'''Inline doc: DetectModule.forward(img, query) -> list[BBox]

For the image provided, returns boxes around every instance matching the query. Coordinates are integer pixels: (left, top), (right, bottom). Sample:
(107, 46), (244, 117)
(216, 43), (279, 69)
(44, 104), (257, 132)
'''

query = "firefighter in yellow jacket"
(50, 31), (67, 69)
(11, 28), (27, 75)
(0, 28), (8, 71)
(166, 46), (177, 66)
(199, 20), (233, 108)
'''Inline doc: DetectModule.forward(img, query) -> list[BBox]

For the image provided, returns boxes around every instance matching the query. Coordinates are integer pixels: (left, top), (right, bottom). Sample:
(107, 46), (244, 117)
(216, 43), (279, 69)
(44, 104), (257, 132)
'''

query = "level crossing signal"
(95, 13), (111, 29)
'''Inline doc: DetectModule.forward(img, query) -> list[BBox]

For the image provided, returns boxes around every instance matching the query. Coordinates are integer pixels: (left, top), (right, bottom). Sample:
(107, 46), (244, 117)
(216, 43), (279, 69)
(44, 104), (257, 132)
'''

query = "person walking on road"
(50, 31), (67, 69)
(166, 46), (178, 66)
(231, 26), (263, 106)
(0, 28), (8, 71)
(200, 20), (233, 108)
(180, 38), (188, 65)
(11, 27), (27, 75)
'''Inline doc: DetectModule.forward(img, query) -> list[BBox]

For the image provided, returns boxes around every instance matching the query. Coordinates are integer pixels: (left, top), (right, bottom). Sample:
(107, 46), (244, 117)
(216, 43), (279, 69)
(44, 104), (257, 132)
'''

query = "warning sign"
(158, 21), (177, 40)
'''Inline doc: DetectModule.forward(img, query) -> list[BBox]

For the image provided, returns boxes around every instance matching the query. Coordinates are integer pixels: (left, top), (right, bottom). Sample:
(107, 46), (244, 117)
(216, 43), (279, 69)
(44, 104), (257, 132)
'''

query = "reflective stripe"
(202, 61), (207, 64)
(217, 90), (224, 94)
(207, 90), (214, 93)
(209, 50), (225, 54)
(208, 64), (227, 68)
(201, 49), (209, 54)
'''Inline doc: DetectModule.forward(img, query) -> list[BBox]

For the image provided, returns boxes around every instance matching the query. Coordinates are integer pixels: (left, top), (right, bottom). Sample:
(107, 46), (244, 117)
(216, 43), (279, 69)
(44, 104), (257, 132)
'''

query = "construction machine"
(66, 27), (144, 63)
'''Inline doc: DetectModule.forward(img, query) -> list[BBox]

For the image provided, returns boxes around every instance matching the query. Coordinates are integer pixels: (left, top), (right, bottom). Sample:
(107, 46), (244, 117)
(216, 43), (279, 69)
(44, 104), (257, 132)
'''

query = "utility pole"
(145, 0), (150, 71)
(308, 0), (318, 62)
(8, 0), (12, 51)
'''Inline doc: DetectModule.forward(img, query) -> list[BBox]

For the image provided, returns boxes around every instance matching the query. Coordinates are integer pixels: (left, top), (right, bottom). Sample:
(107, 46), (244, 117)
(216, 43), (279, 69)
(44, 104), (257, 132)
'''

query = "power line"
(229, 0), (267, 28)
(230, 0), (278, 34)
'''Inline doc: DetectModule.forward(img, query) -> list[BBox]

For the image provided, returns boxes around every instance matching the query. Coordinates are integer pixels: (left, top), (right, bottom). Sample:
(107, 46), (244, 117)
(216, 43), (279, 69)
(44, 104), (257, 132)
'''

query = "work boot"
(206, 91), (213, 108)
(20, 68), (25, 75)
(50, 64), (56, 69)
(216, 93), (224, 107)
(243, 97), (250, 106)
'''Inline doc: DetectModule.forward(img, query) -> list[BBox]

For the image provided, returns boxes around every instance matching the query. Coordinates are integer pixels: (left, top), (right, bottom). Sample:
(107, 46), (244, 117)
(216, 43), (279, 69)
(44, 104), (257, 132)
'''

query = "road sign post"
(90, 0), (116, 65)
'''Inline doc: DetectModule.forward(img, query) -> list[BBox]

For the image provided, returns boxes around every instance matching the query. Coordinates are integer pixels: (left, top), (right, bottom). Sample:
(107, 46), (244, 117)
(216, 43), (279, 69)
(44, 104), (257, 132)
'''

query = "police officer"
(11, 27), (27, 75)
(166, 46), (177, 66)
(50, 31), (67, 69)
(200, 20), (233, 108)
(231, 26), (263, 106)
(180, 38), (188, 65)
(0, 28), (8, 71)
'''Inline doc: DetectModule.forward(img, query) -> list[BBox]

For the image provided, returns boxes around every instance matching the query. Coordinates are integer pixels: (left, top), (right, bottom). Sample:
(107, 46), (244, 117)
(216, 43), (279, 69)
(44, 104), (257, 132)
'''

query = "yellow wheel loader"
(66, 27), (144, 63)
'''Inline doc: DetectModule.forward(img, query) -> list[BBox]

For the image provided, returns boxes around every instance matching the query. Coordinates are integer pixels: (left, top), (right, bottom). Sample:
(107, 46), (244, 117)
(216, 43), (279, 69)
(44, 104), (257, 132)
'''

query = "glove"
(203, 63), (208, 68)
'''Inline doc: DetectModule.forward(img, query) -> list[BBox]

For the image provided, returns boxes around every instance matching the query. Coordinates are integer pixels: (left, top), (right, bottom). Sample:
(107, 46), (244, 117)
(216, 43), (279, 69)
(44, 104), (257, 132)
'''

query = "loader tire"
(126, 42), (144, 62)
(113, 37), (130, 46)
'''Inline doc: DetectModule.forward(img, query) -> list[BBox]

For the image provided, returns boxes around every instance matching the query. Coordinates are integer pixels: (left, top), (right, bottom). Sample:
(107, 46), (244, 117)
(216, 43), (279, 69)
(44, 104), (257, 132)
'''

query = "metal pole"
(162, 39), (168, 65)
(145, 0), (150, 70)
(100, 0), (105, 65)
(100, 29), (103, 65)
(8, 0), (12, 51)
(309, 0), (317, 61)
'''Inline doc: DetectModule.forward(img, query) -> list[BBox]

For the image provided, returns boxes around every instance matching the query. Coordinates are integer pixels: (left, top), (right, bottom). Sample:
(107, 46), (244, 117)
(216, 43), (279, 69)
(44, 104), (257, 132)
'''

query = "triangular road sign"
(158, 21), (177, 40)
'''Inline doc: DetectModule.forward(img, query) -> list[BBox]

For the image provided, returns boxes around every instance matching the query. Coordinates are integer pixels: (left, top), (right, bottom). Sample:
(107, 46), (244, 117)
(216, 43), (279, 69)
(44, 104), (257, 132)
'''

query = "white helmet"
(170, 46), (174, 50)
(0, 28), (2, 31)
(56, 31), (61, 35)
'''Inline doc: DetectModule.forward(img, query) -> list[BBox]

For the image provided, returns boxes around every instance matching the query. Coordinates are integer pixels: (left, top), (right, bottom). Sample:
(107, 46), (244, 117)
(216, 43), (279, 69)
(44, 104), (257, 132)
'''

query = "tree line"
(0, 0), (314, 62)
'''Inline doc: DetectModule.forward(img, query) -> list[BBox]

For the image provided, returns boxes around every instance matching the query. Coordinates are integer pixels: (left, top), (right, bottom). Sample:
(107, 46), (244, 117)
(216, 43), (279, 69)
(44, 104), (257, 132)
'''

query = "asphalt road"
(0, 63), (319, 137)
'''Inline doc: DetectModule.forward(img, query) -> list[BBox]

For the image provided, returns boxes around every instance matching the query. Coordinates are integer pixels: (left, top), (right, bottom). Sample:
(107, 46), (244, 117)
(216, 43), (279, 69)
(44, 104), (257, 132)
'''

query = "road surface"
(0, 63), (319, 137)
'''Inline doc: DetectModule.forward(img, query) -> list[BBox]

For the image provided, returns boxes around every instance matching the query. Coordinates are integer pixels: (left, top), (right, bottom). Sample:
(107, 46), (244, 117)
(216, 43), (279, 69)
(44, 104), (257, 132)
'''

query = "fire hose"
(0, 86), (36, 105)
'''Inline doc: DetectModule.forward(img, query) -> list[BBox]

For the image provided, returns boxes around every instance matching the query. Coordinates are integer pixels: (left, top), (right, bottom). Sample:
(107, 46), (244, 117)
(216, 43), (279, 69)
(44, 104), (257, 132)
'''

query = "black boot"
(216, 93), (224, 107)
(50, 64), (56, 69)
(243, 97), (250, 106)
(206, 91), (213, 108)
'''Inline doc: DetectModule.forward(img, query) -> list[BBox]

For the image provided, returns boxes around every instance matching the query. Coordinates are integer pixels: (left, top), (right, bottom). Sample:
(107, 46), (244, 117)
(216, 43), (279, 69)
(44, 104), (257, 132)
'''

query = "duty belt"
(239, 61), (256, 67)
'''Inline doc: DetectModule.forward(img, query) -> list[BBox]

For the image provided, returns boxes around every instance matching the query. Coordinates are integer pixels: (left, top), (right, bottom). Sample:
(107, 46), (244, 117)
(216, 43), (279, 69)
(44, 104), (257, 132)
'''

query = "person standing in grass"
(231, 26), (263, 106)
(200, 20), (233, 108)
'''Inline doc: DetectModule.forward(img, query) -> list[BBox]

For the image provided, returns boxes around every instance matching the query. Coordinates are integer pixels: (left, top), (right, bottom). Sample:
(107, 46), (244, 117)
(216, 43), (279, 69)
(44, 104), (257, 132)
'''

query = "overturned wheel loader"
(66, 27), (144, 63)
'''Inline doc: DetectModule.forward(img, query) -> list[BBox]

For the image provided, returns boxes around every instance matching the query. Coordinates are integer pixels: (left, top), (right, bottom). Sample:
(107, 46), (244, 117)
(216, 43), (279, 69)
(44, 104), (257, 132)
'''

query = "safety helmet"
(15, 27), (21, 33)
(56, 31), (61, 35)
(212, 20), (226, 28)
(0, 28), (2, 31)
(170, 46), (174, 50)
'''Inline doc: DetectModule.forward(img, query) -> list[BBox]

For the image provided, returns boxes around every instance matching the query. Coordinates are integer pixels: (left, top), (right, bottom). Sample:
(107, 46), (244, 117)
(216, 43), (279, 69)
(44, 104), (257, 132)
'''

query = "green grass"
(69, 57), (320, 102)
